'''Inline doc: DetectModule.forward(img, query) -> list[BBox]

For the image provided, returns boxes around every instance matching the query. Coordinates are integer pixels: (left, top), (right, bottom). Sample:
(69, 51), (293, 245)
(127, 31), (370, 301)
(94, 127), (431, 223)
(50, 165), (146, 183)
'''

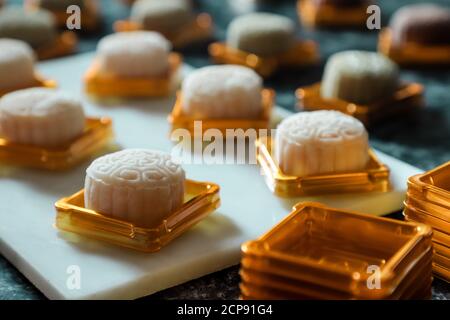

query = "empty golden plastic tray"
(378, 28), (450, 66)
(168, 89), (275, 135)
(241, 202), (432, 299)
(55, 180), (220, 252)
(208, 41), (319, 78)
(296, 82), (424, 126)
(0, 74), (56, 97)
(407, 161), (450, 205)
(0, 117), (113, 170)
(433, 263), (450, 283)
(406, 192), (450, 223)
(84, 53), (182, 98)
(297, 0), (372, 28)
(114, 13), (213, 48)
(255, 138), (390, 197)
(35, 31), (78, 60)
(403, 203), (450, 237)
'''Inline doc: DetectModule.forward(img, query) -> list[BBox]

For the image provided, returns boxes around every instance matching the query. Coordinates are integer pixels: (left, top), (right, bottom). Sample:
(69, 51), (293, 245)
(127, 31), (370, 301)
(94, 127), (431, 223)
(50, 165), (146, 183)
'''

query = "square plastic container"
(168, 89), (275, 135)
(296, 82), (424, 127)
(241, 202), (433, 299)
(407, 161), (450, 206)
(406, 193), (450, 223)
(84, 53), (182, 98)
(297, 0), (372, 28)
(378, 28), (450, 66)
(403, 202), (450, 237)
(0, 117), (113, 170)
(114, 13), (213, 48)
(0, 74), (57, 97)
(36, 31), (78, 60)
(255, 138), (390, 197)
(55, 179), (220, 252)
(208, 41), (319, 78)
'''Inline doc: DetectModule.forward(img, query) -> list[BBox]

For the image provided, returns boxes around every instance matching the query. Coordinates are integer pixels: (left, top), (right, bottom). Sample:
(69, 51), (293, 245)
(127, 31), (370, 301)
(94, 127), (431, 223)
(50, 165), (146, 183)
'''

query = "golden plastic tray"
(0, 73), (56, 97)
(403, 203), (450, 237)
(84, 53), (182, 98)
(433, 263), (450, 283)
(168, 88), (275, 135)
(406, 192), (450, 223)
(55, 180), (220, 252)
(36, 31), (78, 60)
(407, 161), (450, 206)
(297, 0), (371, 28)
(208, 41), (319, 78)
(114, 13), (213, 48)
(296, 82), (424, 127)
(241, 250), (433, 300)
(378, 28), (450, 66)
(241, 202), (432, 299)
(0, 117), (113, 170)
(255, 138), (390, 197)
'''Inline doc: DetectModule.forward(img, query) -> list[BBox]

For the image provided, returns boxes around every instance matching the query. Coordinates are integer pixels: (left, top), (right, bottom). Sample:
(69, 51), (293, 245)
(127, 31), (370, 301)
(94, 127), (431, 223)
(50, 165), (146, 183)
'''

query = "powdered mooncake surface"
(181, 65), (263, 119)
(96, 31), (171, 77)
(85, 149), (185, 228)
(275, 110), (369, 177)
(226, 12), (295, 56)
(0, 38), (36, 90)
(130, 0), (192, 34)
(0, 7), (56, 48)
(0, 88), (85, 147)
(321, 50), (399, 105)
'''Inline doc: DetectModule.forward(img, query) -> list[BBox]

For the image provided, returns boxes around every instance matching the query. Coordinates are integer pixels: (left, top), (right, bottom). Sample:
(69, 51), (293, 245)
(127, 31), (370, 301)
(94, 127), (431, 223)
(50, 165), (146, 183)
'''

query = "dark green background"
(0, 0), (449, 299)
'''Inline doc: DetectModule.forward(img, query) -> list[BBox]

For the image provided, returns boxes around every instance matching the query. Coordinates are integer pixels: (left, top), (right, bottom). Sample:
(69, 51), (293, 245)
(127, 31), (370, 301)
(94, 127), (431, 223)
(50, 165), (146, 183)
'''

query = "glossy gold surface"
(55, 180), (221, 252)
(240, 202), (433, 299)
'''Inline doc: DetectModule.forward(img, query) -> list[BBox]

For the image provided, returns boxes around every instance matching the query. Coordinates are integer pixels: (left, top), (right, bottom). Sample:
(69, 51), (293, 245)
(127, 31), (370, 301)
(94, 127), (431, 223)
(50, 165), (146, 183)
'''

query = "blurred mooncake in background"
(84, 149), (185, 228)
(321, 50), (399, 105)
(181, 65), (263, 119)
(0, 6), (77, 59)
(0, 38), (56, 95)
(389, 4), (450, 47)
(84, 31), (182, 98)
(0, 88), (85, 147)
(226, 12), (295, 57)
(275, 110), (369, 177)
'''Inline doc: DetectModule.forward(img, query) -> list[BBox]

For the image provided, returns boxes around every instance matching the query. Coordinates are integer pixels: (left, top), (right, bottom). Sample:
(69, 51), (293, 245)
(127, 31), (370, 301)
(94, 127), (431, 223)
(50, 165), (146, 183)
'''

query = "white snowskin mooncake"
(96, 31), (171, 77)
(321, 50), (399, 105)
(0, 38), (36, 90)
(226, 12), (295, 56)
(84, 149), (186, 228)
(130, 0), (192, 34)
(0, 88), (85, 147)
(181, 65), (263, 119)
(275, 110), (369, 177)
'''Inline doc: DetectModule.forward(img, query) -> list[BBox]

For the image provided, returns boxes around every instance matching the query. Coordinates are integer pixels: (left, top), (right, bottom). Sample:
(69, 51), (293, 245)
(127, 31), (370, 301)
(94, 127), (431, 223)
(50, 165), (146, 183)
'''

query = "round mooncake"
(84, 149), (185, 228)
(130, 0), (192, 34)
(390, 4), (450, 47)
(0, 7), (57, 48)
(275, 110), (369, 177)
(0, 88), (85, 147)
(181, 65), (263, 119)
(0, 39), (36, 90)
(321, 50), (399, 105)
(96, 31), (171, 77)
(226, 13), (295, 56)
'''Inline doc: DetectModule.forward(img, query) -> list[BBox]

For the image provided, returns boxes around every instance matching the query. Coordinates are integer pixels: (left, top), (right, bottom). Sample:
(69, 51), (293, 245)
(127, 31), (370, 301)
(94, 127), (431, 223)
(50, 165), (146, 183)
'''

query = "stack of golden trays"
(240, 202), (434, 299)
(404, 161), (450, 282)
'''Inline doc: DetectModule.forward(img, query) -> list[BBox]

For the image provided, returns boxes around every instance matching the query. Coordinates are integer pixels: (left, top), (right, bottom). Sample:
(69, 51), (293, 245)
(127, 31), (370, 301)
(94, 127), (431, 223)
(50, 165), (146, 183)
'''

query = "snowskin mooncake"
(181, 65), (263, 119)
(0, 38), (36, 91)
(84, 149), (186, 228)
(0, 87), (85, 147)
(275, 110), (369, 177)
